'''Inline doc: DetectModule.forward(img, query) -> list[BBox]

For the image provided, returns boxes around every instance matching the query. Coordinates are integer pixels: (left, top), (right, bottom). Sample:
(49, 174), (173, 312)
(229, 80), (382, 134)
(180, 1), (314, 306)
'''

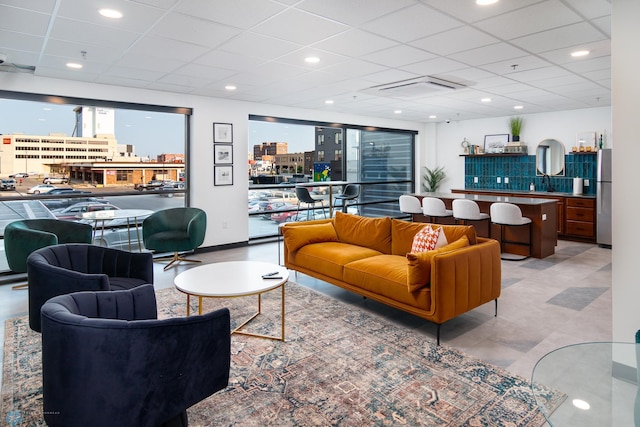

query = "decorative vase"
(512, 135), (520, 142)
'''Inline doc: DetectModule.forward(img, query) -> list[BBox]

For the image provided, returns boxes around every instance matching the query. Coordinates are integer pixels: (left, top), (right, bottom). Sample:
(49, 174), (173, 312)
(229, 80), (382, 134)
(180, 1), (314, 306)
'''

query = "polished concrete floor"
(0, 238), (612, 389)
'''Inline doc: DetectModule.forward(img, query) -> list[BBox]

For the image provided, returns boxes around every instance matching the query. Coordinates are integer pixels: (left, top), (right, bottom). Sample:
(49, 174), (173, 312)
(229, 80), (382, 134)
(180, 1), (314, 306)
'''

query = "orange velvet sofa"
(281, 212), (502, 344)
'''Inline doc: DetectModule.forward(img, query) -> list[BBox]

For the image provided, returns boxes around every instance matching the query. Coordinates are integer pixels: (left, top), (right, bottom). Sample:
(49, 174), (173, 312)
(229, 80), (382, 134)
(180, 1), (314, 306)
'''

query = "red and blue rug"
(2, 282), (564, 426)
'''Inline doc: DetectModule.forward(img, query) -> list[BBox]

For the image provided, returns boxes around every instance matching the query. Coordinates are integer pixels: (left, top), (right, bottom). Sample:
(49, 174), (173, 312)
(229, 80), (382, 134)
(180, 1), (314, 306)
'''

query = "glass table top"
(531, 342), (639, 426)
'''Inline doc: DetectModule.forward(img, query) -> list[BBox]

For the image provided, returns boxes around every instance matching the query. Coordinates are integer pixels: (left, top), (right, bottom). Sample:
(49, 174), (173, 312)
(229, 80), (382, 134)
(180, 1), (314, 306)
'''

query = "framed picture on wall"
(214, 165), (233, 186)
(213, 123), (233, 143)
(214, 144), (233, 164)
(483, 134), (510, 153)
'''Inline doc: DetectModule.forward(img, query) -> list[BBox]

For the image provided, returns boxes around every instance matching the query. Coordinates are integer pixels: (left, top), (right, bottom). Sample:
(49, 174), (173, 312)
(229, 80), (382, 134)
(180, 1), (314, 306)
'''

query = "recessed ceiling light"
(476, 0), (499, 5)
(514, 105), (524, 110)
(225, 85), (237, 91)
(66, 62), (83, 69)
(481, 97), (492, 103)
(325, 100), (334, 105)
(429, 115), (437, 119)
(305, 56), (320, 64)
(571, 50), (590, 57)
(394, 110), (402, 114)
(99, 8), (123, 19)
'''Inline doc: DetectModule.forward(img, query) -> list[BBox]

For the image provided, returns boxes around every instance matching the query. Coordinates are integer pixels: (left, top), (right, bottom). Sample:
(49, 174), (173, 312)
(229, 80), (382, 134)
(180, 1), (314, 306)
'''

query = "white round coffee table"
(174, 261), (289, 341)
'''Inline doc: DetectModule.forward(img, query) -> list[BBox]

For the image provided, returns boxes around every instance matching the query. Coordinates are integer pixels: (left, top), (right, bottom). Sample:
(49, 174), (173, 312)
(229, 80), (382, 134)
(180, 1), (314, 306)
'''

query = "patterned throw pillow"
(411, 225), (441, 253)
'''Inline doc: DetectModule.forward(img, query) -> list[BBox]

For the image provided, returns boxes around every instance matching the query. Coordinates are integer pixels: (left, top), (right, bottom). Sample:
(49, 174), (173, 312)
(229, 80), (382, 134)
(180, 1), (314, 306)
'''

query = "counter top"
(451, 188), (596, 199)
(417, 192), (559, 205)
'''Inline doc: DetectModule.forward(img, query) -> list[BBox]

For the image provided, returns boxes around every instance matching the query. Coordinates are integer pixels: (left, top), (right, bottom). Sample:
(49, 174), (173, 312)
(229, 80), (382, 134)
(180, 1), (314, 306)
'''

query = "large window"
(248, 116), (415, 239)
(0, 91), (190, 274)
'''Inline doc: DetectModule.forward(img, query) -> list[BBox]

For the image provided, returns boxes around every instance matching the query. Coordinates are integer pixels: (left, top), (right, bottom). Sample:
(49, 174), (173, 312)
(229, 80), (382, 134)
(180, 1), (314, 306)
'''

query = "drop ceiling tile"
(275, 48), (347, 69)
(1, 0), (56, 14)
(105, 66), (167, 82)
(43, 39), (124, 63)
(563, 0), (611, 19)
(420, 0), (544, 24)
(477, 55), (552, 75)
(311, 29), (398, 58)
(563, 56), (610, 73)
(449, 43), (529, 67)
(360, 45), (437, 68)
(0, 49), (39, 67)
(410, 26), (499, 56)
(402, 57), (470, 78)
(474, 1), (582, 40)
(361, 3), (462, 43)
(538, 40), (610, 65)
(251, 8), (348, 45)
(297, 0), (414, 26)
(0, 6), (51, 36)
(35, 66), (100, 82)
(115, 52), (187, 73)
(126, 36), (209, 63)
(50, 18), (141, 49)
(194, 50), (265, 72)
(360, 68), (420, 85)
(150, 13), (241, 48)
(0, 30), (44, 53)
(176, 0), (285, 29)
(171, 63), (237, 81)
(218, 32), (302, 60)
(507, 66), (573, 83)
(56, 0), (166, 32)
(591, 16), (610, 37)
(319, 59), (387, 79)
(511, 22), (606, 53)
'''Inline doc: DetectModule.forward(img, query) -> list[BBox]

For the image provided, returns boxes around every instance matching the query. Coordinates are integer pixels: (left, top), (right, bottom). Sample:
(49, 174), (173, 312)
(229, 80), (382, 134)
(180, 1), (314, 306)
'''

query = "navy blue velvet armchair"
(40, 284), (231, 427)
(27, 243), (153, 332)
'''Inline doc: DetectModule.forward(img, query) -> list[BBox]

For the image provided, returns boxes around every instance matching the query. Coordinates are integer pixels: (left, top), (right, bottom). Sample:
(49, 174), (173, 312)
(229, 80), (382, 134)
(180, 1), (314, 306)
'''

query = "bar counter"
(408, 192), (558, 258)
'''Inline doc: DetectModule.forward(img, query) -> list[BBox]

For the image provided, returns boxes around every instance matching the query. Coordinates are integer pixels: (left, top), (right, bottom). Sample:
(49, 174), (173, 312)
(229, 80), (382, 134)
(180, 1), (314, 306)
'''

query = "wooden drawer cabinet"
(564, 197), (595, 240)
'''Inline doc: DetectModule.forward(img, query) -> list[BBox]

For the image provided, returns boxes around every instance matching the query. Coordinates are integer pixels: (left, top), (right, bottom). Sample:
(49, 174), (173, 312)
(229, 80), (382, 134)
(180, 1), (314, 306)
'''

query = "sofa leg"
(494, 299), (498, 317)
(436, 324), (441, 346)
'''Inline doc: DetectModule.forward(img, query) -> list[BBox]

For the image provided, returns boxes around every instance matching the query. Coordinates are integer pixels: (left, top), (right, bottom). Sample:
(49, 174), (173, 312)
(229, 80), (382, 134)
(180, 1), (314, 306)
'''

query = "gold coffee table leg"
(232, 282), (286, 342)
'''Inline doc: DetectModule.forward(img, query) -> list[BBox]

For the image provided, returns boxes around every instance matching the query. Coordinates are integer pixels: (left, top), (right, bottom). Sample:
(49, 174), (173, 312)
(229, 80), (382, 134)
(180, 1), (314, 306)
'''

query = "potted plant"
(509, 116), (524, 142)
(422, 166), (446, 192)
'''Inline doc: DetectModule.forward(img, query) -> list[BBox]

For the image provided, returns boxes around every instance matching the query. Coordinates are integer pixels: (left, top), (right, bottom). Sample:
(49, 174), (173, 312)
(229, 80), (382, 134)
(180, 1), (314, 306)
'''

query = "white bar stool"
(399, 195), (423, 221)
(490, 202), (532, 261)
(422, 197), (453, 224)
(452, 199), (490, 237)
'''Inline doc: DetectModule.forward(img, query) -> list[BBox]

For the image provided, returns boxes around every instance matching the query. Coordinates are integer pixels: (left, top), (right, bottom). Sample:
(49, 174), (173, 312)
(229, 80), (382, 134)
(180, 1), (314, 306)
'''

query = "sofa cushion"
(291, 242), (382, 281)
(333, 211), (391, 254)
(406, 236), (470, 292)
(343, 255), (431, 311)
(391, 219), (476, 255)
(283, 222), (339, 253)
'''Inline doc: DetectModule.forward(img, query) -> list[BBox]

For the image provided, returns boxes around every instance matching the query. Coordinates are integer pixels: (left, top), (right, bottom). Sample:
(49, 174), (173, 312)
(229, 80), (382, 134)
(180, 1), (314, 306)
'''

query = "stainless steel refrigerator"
(597, 148), (612, 247)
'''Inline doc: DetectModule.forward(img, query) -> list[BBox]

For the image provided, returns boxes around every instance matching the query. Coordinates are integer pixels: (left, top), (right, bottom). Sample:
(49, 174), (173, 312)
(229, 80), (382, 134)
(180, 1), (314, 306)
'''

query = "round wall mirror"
(536, 139), (565, 176)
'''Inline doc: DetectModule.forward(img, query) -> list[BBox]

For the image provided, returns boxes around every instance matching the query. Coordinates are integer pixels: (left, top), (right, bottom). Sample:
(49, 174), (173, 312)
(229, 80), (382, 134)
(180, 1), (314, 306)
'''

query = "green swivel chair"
(4, 219), (94, 289)
(142, 207), (207, 271)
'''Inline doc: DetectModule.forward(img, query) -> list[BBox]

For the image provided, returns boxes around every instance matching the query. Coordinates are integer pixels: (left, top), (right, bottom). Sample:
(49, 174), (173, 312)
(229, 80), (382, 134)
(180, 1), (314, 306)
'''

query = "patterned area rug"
(2, 283), (564, 426)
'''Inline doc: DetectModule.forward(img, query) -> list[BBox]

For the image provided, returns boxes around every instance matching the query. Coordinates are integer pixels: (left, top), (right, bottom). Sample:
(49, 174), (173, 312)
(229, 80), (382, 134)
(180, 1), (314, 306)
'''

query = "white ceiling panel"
(250, 9), (348, 46)
(410, 26), (499, 56)
(511, 22), (606, 53)
(360, 45), (436, 68)
(474, 1), (583, 40)
(176, 0), (286, 29)
(311, 29), (398, 58)
(217, 32), (301, 61)
(297, 0), (415, 26)
(361, 4), (462, 43)
(0, 6), (51, 36)
(150, 13), (241, 48)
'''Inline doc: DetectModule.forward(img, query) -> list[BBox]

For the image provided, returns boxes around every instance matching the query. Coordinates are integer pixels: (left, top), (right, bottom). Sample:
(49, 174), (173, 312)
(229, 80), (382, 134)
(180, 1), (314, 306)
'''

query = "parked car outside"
(0, 179), (16, 190)
(41, 195), (107, 211)
(43, 176), (69, 184)
(27, 184), (57, 194)
(270, 210), (300, 223)
(9, 172), (29, 178)
(51, 202), (120, 221)
(260, 201), (295, 220)
(288, 211), (328, 222)
(45, 187), (77, 194)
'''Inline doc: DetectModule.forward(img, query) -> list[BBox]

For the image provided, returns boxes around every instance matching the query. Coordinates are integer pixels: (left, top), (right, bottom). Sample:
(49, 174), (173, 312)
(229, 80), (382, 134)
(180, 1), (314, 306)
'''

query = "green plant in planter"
(422, 166), (446, 192)
(509, 116), (524, 142)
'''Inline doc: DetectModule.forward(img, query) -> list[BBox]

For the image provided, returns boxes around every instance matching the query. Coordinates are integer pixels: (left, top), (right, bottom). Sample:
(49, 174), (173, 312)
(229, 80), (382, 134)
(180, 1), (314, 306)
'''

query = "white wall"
(612, 0), (640, 353)
(429, 107), (612, 191)
(0, 73), (422, 246)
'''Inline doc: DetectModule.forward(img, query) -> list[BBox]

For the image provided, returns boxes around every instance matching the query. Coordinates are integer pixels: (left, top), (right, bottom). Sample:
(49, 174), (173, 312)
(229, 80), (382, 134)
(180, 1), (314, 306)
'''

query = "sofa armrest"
(429, 239), (501, 324)
(282, 218), (335, 264)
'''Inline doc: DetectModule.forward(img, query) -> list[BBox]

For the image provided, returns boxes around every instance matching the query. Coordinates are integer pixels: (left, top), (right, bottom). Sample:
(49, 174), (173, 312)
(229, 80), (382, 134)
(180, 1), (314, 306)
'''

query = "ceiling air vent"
(0, 62), (36, 74)
(363, 76), (469, 98)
